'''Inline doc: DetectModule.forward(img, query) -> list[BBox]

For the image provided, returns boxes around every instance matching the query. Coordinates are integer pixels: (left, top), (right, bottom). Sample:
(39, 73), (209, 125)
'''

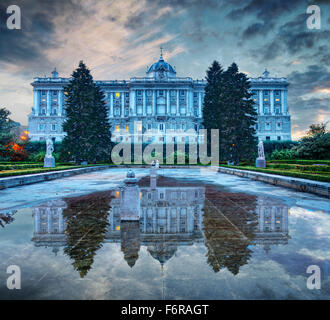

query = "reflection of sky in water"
(0, 168), (329, 300)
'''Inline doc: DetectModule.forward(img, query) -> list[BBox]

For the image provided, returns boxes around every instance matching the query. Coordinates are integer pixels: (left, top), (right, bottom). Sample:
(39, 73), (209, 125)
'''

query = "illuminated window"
(116, 191), (120, 198)
(275, 98), (280, 101)
(116, 125), (119, 131)
(126, 125), (129, 132)
(115, 92), (120, 98)
(116, 226), (120, 231)
(137, 124), (142, 131)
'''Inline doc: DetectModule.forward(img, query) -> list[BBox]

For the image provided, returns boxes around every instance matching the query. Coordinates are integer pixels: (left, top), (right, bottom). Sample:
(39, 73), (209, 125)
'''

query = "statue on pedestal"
(256, 140), (266, 168)
(44, 137), (55, 168)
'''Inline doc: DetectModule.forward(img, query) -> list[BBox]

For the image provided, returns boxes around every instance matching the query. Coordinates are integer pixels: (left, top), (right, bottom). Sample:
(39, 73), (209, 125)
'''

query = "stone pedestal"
(256, 158), (266, 168)
(44, 156), (55, 168)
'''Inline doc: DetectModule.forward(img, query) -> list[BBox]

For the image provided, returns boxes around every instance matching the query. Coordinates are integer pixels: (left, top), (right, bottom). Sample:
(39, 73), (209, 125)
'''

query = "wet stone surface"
(0, 168), (329, 299)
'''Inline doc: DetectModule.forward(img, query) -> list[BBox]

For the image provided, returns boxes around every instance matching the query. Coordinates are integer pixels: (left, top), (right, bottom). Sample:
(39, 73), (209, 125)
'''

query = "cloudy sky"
(0, 0), (329, 139)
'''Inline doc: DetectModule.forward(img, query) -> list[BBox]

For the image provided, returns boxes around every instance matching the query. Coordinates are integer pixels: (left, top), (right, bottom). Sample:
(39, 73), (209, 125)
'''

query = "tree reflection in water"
(203, 189), (258, 275)
(62, 192), (111, 278)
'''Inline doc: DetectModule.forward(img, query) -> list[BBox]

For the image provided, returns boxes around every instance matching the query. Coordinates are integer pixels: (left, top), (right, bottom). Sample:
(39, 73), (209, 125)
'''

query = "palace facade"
(28, 54), (291, 143)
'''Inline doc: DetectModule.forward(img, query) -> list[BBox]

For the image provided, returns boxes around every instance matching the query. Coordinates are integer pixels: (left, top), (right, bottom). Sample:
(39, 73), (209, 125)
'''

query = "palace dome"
(146, 55), (176, 77)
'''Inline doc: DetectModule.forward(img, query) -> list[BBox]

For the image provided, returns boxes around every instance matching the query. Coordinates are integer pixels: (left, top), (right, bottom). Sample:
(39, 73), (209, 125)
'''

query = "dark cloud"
(259, 13), (330, 61)
(0, 0), (84, 71)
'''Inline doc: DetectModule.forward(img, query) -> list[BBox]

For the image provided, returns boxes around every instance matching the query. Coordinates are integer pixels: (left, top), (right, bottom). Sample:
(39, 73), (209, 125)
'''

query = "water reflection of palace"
(31, 172), (290, 276)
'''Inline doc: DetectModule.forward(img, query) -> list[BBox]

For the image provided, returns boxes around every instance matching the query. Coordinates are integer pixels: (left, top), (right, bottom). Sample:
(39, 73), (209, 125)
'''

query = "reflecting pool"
(0, 168), (329, 299)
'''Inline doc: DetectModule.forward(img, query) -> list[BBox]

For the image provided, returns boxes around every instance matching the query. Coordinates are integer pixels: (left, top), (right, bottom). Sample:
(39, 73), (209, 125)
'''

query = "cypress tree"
(202, 61), (224, 158)
(221, 63), (258, 165)
(62, 61), (112, 163)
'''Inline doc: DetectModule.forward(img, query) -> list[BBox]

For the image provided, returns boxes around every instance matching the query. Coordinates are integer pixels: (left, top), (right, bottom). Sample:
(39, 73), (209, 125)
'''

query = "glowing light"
(116, 125), (119, 131)
(115, 92), (120, 98)
(24, 130), (29, 135)
(126, 125), (129, 132)
(20, 136), (27, 140)
(116, 191), (120, 198)
(116, 226), (120, 231)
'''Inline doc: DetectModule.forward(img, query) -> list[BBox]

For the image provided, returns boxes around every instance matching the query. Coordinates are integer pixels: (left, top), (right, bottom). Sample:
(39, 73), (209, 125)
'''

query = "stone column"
(270, 90), (274, 115)
(259, 90), (263, 115)
(198, 92), (202, 118)
(176, 90), (179, 115)
(34, 89), (40, 115)
(58, 90), (63, 116)
(143, 209), (147, 233)
(166, 89), (170, 114)
(47, 208), (52, 233)
(153, 208), (157, 232)
(34, 210), (40, 233)
(121, 92), (125, 118)
(153, 90), (156, 115)
(282, 90), (287, 115)
(167, 209), (171, 233)
(47, 90), (51, 116)
(143, 90), (146, 116)
(58, 210), (64, 233)
(259, 206), (264, 232)
(176, 210), (180, 233)
(271, 207), (276, 231)
(189, 90), (193, 116)
(110, 92), (114, 117)
(130, 90), (136, 116)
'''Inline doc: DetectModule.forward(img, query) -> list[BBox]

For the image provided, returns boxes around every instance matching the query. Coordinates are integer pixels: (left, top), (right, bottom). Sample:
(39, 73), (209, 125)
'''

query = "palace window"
(180, 90), (185, 96)
(159, 90), (164, 96)
(39, 124), (45, 131)
(137, 90), (142, 96)
(265, 122), (271, 130)
(51, 124), (56, 131)
(115, 92), (120, 99)
(126, 125), (129, 132)
(125, 92), (129, 97)
(266, 136), (270, 140)
(115, 125), (119, 132)
(277, 136), (281, 141)
(277, 122), (282, 129)
(159, 123), (164, 131)
(147, 123), (152, 130)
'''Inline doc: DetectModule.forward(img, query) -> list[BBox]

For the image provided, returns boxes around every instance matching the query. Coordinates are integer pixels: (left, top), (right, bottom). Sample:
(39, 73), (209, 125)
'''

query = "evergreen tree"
(220, 63), (257, 164)
(62, 61), (112, 163)
(0, 108), (15, 160)
(202, 61), (224, 155)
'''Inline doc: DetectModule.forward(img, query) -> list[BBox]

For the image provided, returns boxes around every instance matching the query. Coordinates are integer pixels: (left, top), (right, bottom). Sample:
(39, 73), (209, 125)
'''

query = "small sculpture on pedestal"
(44, 137), (55, 168)
(256, 140), (266, 168)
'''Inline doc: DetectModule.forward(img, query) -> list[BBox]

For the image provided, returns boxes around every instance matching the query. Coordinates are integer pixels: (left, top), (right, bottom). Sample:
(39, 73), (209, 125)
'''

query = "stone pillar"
(58, 210), (64, 233)
(259, 90), (263, 115)
(153, 208), (157, 232)
(46, 90), (51, 116)
(110, 92), (114, 117)
(47, 208), (52, 233)
(189, 90), (193, 116)
(58, 90), (63, 116)
(131, 90), (136, 116)
(176, 210), (180, 233)
(167, 209), (171, 233)
(121, 92), (125, 118)
(143, 90), (146, 116)
(166, 89), (170, 114)
(198, 92), (202, 118)
(143, 209), (147, 233)
(34, 89), (40, 115)
(270, 90), (274, 115)
(176, 90), (179, 115)
(259, 206), (264, 232)
(282, 90), (287, 115)
(153, 90), (156, 115)
(34, 210), (40, 233)
(271, 207), (276, 231)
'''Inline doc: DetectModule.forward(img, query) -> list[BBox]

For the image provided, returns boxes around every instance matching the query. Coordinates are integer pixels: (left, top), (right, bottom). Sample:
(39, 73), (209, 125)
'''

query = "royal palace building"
(28, 54), (291, 143)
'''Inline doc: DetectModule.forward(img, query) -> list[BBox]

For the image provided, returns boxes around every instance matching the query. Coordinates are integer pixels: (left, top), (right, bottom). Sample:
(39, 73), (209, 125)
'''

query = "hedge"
(0, 164), (104, 178)
(268, 159), (330, 165)
(219, 165), (330, 182)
